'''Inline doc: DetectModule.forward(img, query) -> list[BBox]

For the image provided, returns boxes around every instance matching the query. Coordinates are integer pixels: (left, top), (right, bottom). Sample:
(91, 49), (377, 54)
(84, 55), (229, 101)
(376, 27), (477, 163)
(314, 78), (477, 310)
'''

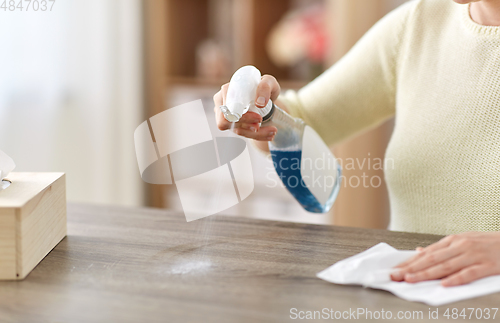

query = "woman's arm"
(279, 1), (415, 146)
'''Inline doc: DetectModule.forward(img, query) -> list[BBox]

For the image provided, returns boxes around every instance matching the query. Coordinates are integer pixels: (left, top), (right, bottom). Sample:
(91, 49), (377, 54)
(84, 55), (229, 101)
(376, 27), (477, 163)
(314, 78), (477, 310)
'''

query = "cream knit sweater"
(280, 0), (500, 235)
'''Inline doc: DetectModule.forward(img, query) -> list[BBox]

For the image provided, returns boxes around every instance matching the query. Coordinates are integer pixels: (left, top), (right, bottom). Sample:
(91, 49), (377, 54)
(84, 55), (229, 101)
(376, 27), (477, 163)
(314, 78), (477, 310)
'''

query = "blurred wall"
(0, 0), (144, 206)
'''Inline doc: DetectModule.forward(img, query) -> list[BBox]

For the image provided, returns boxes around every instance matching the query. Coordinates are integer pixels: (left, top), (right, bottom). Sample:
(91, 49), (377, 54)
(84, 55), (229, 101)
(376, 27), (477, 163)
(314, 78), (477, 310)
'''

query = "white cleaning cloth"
(0, 149), (15, 190)
(317, 242), (500, 306)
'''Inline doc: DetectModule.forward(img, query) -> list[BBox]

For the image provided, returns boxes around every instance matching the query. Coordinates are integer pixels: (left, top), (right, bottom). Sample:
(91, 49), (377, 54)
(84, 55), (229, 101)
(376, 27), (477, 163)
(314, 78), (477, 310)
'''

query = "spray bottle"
(220, 66), (342, 213)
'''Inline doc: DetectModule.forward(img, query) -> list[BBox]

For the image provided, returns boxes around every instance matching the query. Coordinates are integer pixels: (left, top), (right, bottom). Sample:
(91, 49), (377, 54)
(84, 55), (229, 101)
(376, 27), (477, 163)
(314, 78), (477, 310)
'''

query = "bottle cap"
(249, 99), (274, 121)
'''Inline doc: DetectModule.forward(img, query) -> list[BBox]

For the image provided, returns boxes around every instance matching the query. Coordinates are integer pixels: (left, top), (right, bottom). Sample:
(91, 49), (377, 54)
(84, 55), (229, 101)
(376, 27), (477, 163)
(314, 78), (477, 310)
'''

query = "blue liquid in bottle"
(271, 150), (342, 213)
(264, 102), (342, 214)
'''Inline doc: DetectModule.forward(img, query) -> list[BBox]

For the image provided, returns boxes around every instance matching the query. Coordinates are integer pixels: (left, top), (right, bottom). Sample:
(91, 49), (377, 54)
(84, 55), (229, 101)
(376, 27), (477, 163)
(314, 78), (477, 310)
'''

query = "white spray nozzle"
(221, 65), (273, 123)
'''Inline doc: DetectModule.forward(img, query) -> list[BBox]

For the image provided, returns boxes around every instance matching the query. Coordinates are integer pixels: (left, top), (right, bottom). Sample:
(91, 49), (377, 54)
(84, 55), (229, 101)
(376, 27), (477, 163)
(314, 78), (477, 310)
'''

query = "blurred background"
(0, 0), (407, 228)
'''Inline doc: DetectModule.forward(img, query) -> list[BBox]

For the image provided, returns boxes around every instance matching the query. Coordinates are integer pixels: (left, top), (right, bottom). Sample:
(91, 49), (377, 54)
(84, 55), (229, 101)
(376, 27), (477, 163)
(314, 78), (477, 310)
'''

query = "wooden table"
(0, 204), (498, 323)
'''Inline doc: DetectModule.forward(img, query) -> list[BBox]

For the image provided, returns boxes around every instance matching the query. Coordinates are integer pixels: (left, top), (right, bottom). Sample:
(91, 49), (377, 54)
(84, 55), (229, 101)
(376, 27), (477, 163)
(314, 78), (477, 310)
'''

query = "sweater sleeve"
(279, 1), (415, 146)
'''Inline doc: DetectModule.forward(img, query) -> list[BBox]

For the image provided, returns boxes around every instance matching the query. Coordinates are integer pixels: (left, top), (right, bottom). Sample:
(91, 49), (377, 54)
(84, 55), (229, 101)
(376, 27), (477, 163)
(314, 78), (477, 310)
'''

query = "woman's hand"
(213, 74), (281, 141)
(391, 231), (500, 287)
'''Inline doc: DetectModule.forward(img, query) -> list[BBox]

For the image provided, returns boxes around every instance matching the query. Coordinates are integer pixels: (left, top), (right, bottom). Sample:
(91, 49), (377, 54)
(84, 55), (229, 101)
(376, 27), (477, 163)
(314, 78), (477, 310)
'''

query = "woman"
(214, 0), (500, 286)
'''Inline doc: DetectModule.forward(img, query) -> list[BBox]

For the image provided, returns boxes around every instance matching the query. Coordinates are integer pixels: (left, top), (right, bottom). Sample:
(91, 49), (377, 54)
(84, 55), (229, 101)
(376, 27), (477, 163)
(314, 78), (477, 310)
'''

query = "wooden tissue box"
(0, 172), (66, 280)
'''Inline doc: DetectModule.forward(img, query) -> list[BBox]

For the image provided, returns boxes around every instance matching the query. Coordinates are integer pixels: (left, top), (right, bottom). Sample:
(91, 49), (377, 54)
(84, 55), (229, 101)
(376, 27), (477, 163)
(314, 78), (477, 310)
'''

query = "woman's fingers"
(238, 112), (263, 125)
(221, 83), (229, 105)
(391, 247), (462, 281)
(402, 255), (476, 283)
(215, 108), (231, 131)
(442, 264), (496, 287)
(215, 75), (280, 141)
(228, 112), (263, 132)
(255, 75), (281, 108)
(233, 126), (277, 141)
(239, 123), (261, 133)
(215, 81), (265, 133)
(421, 235), (457, 253)
(214, 84), (232, 131)
(395, 235), (455, 269)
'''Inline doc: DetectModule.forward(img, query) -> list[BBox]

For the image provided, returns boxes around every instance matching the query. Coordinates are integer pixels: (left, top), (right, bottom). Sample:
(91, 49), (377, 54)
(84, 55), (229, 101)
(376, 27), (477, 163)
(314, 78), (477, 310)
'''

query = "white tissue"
(0, 149), (15, 190)
(317, 242), (500, 306)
